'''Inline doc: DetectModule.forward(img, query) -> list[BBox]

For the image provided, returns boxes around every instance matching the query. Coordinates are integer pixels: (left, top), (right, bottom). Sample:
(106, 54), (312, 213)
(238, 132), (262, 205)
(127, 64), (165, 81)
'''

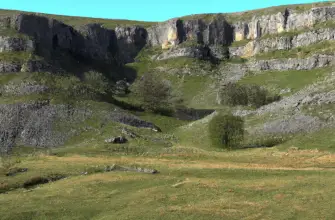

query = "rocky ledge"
(230, 28), (335, 58)
(220, 54), (335, 82)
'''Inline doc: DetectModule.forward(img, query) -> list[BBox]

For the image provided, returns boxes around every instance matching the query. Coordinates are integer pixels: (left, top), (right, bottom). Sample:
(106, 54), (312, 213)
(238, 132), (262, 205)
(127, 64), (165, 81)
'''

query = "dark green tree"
(136, 72), (173, 112)
(208, 113), (244, 149)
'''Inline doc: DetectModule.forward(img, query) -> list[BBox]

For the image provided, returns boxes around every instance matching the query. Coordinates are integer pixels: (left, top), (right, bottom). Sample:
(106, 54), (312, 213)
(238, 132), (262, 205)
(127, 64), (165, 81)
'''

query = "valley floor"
(1, 145), (335, 220)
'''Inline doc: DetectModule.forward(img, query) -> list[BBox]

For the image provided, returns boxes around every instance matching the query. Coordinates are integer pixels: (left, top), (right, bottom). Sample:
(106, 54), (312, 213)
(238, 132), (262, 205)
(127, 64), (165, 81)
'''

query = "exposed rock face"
(147, 19), (183, 47)
(0, 61), (22, 72)
(261, 114), (324, 135)
(115, 26), (147, 63)
(147, 16), (234, 48)
(230, 28), (335, 57)
(1, 5), (334, 63)
(1, 14), (120, 65)
(145, 6), (335, 60)
(233, 6), (335, 41)
(286, 6), (335, 31)
(0, 101), (71, 149)
(220, 54), (335, 83)
(156, 46), (210, 60)
(0, 101), (161, 150)
(0, 16), (11, 28)
(248, 54), (335, 71)
(1, 82), (49, 96)
(0, 59), (53, 73)
(0, 36), (34, 52)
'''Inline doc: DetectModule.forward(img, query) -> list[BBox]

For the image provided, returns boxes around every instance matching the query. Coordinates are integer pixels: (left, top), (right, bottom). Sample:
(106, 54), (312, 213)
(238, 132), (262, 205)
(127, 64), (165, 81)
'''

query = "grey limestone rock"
(0, 36), (34, 52)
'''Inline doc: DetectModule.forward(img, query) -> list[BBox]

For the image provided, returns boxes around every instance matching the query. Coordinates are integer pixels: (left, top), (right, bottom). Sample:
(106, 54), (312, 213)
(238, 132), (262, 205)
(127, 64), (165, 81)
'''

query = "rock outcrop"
(220, 54), (335, 83)
(0, 59), (54, 73)
(0, 36), (34, 52)
(0, 101), (161, 150)
(1, 5), (335, 63)
(115, 26), (147, 63)
(147, 16), (234, 52)
(233, 6), (335, 41)
(230, 28), (335, 57)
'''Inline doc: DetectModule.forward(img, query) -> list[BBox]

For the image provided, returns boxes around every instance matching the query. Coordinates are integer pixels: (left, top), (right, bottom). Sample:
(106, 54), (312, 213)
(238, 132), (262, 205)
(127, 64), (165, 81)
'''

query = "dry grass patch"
(238, 179), (293, 191)
(167, 199), (265, 218)
(60, 173), (149, 186)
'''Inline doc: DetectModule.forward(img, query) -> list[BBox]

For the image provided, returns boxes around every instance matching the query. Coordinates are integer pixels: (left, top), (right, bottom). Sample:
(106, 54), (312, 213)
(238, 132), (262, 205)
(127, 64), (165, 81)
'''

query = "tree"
(219, 82), (280, 108)
(208, 113), (244, 149)
(136, 72), (173, 112)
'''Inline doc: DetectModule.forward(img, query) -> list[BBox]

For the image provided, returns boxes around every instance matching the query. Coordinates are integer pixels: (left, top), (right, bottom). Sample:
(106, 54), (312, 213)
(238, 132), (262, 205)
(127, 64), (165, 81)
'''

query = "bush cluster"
(219, 83), (280, 108)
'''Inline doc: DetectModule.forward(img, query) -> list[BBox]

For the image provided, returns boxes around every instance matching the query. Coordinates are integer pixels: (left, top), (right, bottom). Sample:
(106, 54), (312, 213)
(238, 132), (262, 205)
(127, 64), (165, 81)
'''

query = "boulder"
(105, 136), (128, 144)
(114, 80), (130, 96)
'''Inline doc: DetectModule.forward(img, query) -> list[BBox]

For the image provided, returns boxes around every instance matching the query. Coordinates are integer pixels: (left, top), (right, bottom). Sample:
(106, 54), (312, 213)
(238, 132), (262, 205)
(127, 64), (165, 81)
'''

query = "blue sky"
(0, 0), (332, 21)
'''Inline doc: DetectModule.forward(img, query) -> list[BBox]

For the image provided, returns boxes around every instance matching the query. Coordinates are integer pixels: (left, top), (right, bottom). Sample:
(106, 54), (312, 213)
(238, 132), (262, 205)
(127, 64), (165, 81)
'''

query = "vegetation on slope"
(0, 9), (156, 29)
(1, 3), (335, 219)
(255, 40), (335, 60)
(238, 67), (332, 95)
(181, 1), (334, 23)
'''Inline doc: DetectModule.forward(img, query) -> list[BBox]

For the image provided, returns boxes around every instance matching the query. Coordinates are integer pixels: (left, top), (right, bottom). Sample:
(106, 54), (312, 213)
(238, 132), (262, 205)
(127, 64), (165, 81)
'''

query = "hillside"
(1, 2), (335, 219)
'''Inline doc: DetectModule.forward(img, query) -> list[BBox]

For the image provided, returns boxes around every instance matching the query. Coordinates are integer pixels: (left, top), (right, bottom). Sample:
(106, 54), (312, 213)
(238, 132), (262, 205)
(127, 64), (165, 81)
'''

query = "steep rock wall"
(230, 28), (335, 57)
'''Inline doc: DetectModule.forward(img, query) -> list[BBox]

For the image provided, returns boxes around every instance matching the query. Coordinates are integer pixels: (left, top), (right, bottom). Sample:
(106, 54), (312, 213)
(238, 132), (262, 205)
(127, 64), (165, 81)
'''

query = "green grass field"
(1, 141), (335, 220)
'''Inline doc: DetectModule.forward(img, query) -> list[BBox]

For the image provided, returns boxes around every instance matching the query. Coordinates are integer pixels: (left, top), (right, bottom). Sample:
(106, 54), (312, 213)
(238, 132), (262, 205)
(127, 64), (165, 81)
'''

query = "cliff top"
(1, 1), (334, 29)
(181, 1), (334, 22)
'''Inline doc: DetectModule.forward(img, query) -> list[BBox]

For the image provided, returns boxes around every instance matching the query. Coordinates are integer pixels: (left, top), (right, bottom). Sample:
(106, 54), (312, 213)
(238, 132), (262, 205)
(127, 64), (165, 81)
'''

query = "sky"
(0, 0), (332, 22)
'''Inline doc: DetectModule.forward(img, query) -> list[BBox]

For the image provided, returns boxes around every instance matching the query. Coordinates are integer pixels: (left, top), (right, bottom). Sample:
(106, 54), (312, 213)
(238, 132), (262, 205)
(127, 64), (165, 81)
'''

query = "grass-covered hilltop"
(1, 1), (335, 219)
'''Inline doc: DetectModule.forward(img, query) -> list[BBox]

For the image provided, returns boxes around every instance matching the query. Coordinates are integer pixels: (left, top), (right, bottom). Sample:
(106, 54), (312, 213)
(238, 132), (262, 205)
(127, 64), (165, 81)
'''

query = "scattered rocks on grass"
(104, 164), (159, 174)
(121, 127), (139, 138)
(5, 168), (28, 176)
(104, 136), (128, 144)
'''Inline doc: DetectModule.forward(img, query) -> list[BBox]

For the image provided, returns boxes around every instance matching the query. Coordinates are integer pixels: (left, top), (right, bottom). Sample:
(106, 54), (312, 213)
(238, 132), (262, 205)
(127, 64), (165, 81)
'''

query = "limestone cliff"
(1, 4), (335, 65)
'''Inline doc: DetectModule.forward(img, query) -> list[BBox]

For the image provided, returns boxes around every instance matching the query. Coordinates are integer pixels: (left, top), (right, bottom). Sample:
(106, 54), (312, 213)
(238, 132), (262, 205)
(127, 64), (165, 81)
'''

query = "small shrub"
(208, 113), (244, 149)
(242, 135), (287, 148)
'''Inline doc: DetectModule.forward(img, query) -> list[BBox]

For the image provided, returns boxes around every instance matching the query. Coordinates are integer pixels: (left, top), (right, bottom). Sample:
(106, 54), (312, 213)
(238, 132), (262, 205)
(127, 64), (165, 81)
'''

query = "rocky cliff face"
(0, 13), (146, 69)
(230, 28), (335, 57)
(1, 5), (335, 65)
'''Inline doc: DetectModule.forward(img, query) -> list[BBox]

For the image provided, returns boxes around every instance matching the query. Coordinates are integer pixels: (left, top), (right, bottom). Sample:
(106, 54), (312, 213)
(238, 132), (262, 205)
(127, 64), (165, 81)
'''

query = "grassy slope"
(238, 67), (332, 95)
(1, 147), (335, 220)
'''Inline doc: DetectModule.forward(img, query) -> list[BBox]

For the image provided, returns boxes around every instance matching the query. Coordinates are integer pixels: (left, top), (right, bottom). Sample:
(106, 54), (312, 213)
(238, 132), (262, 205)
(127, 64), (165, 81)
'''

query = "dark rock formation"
(114, 79), (130, 96)
(115, 26), (148, 63)
(0, 61), (21, 72)
(0, 36), (34, 52)
(105, 136), (128, 144)
(6, 168), (28, 177)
